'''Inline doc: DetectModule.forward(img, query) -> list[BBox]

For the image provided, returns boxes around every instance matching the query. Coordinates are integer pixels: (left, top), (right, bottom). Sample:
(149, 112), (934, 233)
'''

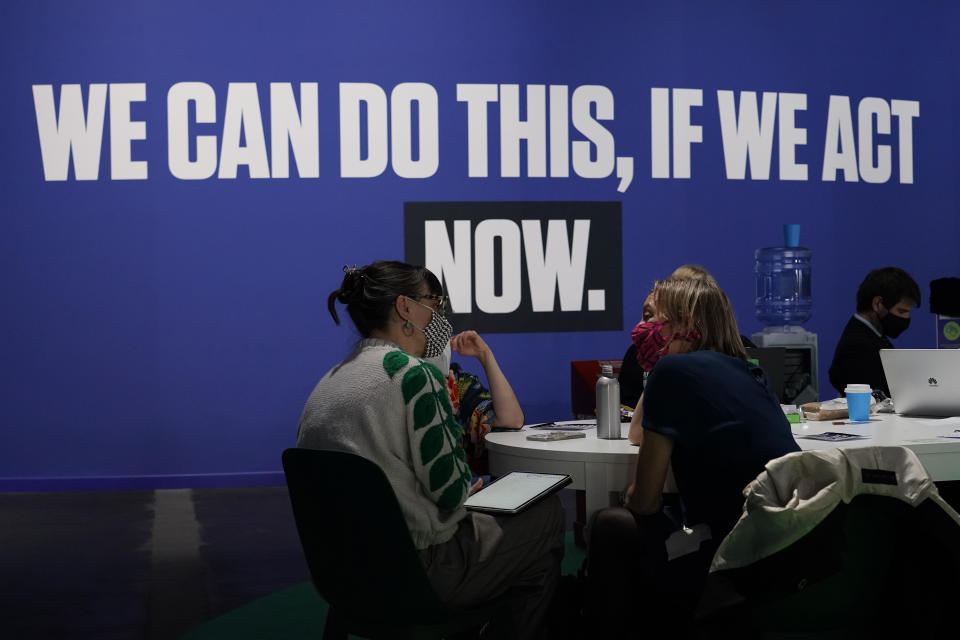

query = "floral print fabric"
(441, 362), (496, 476)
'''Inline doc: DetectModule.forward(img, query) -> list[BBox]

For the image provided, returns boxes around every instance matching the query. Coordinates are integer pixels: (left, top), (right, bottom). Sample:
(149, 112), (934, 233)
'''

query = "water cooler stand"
(751, 326), (819, 405)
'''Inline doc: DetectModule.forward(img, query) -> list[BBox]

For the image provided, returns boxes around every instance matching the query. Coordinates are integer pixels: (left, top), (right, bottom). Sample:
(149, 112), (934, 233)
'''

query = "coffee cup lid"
(845, 384), (872, 393)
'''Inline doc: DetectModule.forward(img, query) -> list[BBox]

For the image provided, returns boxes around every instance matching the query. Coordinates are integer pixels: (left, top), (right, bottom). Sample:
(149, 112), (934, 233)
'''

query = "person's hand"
(469, 477), (484, 495)
(451, 330), (490, 359)
(622, 483), (635, 506)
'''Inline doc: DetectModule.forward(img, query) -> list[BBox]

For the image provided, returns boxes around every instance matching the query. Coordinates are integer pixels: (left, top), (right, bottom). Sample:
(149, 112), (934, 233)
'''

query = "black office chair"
(282, 447), (514, 640)
(696, 474), (960, 638)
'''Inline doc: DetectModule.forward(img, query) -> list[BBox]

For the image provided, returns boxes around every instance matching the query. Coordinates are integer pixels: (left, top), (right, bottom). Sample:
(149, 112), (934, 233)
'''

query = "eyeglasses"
(413, 293), (451, 315)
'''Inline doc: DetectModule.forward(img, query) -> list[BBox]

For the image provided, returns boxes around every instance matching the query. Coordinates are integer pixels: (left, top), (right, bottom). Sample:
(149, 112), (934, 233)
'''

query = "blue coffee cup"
(845, 384), (872, 422)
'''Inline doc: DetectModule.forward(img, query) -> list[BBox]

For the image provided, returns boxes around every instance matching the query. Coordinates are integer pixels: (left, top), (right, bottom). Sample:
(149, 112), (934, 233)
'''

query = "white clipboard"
(464, 471), (572, 514)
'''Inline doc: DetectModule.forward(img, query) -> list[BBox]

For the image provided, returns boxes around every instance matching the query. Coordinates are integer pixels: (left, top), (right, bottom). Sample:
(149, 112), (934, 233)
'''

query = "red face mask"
(630, 321), (701, 372)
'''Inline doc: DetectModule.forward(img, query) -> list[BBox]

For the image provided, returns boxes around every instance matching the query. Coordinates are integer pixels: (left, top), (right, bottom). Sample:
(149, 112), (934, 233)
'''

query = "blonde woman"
(588, 278), (798, 629)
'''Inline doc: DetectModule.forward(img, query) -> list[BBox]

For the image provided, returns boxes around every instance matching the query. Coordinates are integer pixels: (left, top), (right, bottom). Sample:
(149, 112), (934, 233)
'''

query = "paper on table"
(530, 421), (595, 431)
(899, 417), (960, 429)
(798, 432), (869, 442)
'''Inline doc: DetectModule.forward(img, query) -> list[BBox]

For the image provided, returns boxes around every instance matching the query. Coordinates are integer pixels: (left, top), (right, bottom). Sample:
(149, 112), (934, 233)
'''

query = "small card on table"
(798, 432), (869, 442)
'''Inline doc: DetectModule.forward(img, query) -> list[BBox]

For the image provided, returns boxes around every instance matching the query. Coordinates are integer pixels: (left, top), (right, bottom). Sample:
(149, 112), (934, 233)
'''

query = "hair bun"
(338, 264), (365, 303)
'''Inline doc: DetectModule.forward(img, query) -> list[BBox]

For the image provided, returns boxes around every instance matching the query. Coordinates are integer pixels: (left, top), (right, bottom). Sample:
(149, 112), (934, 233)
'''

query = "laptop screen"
(880, 349), (960, 417)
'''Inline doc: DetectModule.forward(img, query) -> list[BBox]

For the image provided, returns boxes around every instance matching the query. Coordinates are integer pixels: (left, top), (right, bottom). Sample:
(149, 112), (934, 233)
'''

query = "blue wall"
(2, 1), (958, 488)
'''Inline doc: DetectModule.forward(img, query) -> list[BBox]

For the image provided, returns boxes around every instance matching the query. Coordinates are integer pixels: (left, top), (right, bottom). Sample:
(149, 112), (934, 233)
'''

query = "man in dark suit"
(828, 267), (921, 397)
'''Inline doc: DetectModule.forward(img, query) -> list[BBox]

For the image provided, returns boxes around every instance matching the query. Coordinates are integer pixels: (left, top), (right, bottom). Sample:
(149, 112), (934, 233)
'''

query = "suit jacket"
(828, 316), (894, 396)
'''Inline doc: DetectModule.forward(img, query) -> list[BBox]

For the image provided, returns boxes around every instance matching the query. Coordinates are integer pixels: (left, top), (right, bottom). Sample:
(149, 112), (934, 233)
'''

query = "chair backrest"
(570, 359), (623, 418)
(282, 447), (447, 623)
(722, 494), (960, 634)
(700, 470), (960, 635)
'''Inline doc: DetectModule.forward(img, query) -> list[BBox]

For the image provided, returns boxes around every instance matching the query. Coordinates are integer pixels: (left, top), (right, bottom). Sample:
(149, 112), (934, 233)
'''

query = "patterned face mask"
(630, 320), (701, 372)
(410, 298), (454, 359)
(424, 341), (452, 373)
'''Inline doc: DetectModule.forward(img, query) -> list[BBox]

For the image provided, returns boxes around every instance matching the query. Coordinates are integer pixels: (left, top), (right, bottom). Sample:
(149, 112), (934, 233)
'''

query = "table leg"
(581, 461), (617, 544)
(573, 490), (586, 547)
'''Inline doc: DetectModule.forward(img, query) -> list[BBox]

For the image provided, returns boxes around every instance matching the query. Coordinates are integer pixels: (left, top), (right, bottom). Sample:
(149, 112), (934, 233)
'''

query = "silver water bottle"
(596, 364), (621, 439)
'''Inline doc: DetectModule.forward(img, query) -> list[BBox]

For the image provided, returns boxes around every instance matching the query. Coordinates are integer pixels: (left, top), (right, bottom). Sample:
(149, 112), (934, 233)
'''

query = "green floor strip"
(183, 532), (585, 639)
(181, 583), (326, 640)
(561, 531), (587, 575)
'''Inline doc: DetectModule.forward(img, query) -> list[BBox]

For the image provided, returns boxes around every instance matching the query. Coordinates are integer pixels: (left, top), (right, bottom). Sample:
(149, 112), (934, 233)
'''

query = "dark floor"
(0, 486), (580, 640)
(5, 482), (957, 640)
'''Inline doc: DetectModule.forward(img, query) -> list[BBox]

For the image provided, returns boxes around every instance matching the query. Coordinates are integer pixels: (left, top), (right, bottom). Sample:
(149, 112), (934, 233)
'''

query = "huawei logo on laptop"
(928, 377), (939, 387)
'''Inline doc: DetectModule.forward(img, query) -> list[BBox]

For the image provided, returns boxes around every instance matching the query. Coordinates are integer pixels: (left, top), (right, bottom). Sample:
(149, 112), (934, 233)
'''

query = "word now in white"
(424, 218), (604, 314)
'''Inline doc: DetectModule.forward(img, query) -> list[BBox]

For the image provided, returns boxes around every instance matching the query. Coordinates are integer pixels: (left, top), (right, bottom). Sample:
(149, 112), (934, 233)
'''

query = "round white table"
(486, 422), (637, 522)
(485, 414), (960, 525)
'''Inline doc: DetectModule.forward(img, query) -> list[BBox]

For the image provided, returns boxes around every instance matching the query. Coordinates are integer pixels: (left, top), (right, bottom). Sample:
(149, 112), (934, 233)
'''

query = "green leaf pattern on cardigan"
(383, 350), (410, 378)
(402, 366), (427, 404)
(384, 350), (470, 511)
(413, 392), (437, 429)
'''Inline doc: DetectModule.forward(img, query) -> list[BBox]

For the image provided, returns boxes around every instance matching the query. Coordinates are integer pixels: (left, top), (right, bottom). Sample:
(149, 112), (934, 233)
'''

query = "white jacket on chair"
(710, 446), (960, 572)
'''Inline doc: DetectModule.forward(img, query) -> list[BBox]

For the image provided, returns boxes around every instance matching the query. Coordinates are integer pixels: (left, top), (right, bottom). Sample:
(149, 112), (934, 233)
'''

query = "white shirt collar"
(853, 313), (882, 338)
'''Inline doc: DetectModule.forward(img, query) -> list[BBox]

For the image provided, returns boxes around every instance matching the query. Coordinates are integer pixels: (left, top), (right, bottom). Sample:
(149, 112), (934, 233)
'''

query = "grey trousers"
(419, 495), (565, 640)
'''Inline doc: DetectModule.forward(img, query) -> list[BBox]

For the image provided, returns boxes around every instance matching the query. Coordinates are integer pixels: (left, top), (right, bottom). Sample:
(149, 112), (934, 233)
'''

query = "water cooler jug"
(751, 224), (819, 404)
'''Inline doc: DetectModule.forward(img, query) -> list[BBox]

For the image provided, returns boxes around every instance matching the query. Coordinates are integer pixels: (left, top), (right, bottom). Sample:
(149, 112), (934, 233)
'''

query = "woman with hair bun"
(297, 260), (563, 640)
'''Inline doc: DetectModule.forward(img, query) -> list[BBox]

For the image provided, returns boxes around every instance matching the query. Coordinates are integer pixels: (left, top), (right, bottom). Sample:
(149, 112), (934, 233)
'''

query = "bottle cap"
(601, 364), (613, 376)
(783, 223), (801, 247)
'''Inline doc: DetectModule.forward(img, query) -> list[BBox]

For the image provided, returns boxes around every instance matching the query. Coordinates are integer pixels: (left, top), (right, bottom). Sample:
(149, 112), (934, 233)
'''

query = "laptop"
(880, 349), (960, 417)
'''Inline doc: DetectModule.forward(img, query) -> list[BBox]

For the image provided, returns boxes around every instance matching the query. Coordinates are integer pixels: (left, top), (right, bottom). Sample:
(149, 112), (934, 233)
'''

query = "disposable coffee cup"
(845, 384), (872, 422)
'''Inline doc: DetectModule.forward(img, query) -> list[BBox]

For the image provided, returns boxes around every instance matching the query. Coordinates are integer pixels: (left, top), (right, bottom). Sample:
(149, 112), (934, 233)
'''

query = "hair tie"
(339, 264), (366, 304)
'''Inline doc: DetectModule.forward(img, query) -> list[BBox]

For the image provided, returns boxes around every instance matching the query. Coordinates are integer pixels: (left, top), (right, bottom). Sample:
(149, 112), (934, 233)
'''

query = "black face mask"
(880, 311), (910, 339)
